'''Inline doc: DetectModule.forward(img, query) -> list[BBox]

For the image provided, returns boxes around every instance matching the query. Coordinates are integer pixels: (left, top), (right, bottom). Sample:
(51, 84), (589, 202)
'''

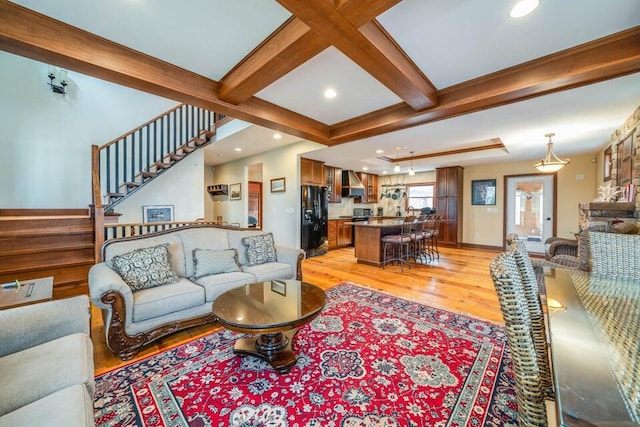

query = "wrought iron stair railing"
(92, 103), (226, 213)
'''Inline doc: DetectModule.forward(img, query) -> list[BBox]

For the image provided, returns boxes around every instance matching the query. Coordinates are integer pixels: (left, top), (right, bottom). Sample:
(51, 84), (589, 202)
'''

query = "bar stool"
(410, 215), (428, 264)
(423, 215), (441, 261)
(381, 216), (414, 272)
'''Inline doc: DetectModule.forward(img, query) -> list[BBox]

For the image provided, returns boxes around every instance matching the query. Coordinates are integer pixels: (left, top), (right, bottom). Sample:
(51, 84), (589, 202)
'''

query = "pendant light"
(535, 133), (569, 173)
(393, 150), (400, 173)
(408, 151), (415, 175)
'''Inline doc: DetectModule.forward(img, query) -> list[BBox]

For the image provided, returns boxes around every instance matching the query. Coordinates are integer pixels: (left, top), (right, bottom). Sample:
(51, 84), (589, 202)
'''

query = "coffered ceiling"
(1, 0), (639, 173)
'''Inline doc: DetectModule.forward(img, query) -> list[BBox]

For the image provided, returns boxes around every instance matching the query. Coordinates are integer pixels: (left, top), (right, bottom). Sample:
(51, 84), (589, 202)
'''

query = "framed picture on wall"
(471, 179), (496, 205)
(617, 132), (634, 187)
(603, 146), (612, 182)
(229, 183), (241, 200)
(270, 177), (286, 193)
(142, 205), (174, 223)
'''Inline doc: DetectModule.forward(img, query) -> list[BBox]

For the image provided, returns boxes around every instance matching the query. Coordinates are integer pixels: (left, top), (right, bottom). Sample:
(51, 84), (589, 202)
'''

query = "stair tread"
(141, 171), (157, 177)
(201, 130), (215, 139)
(0, 258), (95, 275)
(107, 192), (125, 197)
(155, 161), (171, 169)
(0, 225), (93, 238)
(168, 153), (184, 161)
(0, 242), (94, 257)
(191, 137), (207, 146)
(178, 145), (196, 153)
(124, 181), (141, 187)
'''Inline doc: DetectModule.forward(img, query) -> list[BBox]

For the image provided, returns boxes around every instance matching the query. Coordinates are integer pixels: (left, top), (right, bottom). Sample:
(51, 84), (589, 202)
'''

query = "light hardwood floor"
(92, 245), (503, 374)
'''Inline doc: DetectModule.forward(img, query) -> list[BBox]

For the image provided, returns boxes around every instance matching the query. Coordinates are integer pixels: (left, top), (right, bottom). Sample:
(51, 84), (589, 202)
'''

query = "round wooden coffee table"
(212, 280), (326, 374)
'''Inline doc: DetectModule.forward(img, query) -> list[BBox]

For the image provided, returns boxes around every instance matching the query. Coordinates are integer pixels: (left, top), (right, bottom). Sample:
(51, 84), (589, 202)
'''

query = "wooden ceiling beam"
(378, 140), (506, 162)
(328, 26), (640, 144)
(275, 0), (437, 110)
(0, 0), (330, 144)
(219, 0), (402, 105)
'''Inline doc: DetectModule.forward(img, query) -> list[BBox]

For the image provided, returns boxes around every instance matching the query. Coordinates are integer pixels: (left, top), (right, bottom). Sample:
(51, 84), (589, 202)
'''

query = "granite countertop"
(345, 218), (404, 227)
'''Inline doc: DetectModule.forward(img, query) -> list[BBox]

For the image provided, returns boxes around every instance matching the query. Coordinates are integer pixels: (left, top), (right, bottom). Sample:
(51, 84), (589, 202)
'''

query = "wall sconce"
(47, 65), (68, 95)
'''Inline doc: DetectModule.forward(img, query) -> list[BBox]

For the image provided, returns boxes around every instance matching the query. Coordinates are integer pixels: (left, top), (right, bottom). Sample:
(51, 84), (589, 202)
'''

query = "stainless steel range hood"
(341, 170), (365, 197)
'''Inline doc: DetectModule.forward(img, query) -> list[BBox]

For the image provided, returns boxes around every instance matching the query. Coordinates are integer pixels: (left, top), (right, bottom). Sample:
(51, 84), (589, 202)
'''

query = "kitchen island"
(348, 218), (404, 266)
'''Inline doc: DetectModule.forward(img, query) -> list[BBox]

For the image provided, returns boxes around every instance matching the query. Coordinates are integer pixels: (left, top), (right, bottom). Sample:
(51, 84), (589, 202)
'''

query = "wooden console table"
(0, 276), (53, 309)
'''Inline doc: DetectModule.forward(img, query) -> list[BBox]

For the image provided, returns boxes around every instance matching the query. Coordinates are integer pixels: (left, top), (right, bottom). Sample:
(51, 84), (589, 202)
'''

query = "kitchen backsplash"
(328, 197), (406, 218)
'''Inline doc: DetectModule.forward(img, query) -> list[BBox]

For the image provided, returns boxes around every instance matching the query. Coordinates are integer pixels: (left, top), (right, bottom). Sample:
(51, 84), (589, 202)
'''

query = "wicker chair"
(489, 252), (549, 427)
(544, 224), (611, 271)
(589, 231), (640, 280)
(506, 234), (555, 400)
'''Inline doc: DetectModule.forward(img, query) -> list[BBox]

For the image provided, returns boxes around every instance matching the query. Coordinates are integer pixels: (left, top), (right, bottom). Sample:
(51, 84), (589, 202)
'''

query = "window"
(406, 183), (434, 210)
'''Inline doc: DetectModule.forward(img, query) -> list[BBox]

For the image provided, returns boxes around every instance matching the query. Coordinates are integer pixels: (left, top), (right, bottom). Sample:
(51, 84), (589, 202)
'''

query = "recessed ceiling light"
(273, 133), (282, 139)
(362, 166), (368, 171)
(382, 171), (388, 174)
(234, 147), (242, 152)
(510, 0), (539, 18)
(375, 149), (384, 154)
(324, 88), (337, 99)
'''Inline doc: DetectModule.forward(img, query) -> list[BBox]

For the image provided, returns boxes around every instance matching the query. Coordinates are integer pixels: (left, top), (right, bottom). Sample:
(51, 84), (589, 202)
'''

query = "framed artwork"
(617, 132), (634, 187)
(471, 179), (496, 205)
(271, 280), (287, 296)
(603, 146), (612, 182)
(142, 205), (174, 223)
(229, 183), (241, 200)
(270, 177), (286, 193)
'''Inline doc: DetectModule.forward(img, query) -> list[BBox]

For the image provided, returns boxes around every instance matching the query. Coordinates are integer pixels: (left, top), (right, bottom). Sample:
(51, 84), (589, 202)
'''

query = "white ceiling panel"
(11, 0), (290, 80)
(379, 0), (640, 88)
(256, 47), (402, 125)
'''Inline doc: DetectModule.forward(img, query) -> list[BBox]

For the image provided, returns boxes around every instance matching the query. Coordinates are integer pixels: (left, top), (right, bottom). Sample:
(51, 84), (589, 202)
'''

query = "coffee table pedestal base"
(233, 329), (298, 374)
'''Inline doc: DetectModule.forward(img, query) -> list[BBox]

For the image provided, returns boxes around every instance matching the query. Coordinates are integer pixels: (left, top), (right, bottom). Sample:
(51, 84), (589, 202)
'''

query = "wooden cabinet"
(436, 166), (463, 247)
(325, 165), (342, 203)
(338, 220), (353, 246)
(356, 172), (378, 203)
(328, 220), (338, 249)
(300, 157), (325, 186)
(328, 219), (353, 249)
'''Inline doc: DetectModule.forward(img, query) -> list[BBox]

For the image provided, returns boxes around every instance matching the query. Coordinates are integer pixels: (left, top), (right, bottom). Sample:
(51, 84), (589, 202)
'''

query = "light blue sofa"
(88, 225), (305, 360)
(0, 295), (94, 427)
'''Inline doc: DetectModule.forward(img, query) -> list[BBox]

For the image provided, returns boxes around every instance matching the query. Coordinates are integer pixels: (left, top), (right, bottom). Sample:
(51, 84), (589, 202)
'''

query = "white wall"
(209, 140), (325, 248)
(116, 150), (205, 223)
(0, 52), (177, 208)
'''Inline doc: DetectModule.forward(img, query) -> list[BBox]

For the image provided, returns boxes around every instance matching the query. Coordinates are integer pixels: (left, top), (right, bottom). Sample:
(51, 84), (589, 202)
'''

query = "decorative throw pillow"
(192, 248), (240, 279)
(242, 233), (277, 266)
(112, 243), (179, 292)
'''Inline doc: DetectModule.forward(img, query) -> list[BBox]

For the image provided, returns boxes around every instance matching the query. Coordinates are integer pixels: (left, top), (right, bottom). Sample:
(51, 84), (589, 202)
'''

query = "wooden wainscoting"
(0, 208), (95, 299)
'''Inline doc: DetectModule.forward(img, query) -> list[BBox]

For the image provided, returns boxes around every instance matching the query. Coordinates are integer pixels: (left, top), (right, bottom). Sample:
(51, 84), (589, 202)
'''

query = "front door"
(505, 174), (555, 254)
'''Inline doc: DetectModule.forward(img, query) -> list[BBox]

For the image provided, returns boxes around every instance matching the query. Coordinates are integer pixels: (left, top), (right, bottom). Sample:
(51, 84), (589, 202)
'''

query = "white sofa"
(88, 225), (305, 360)
(0, 296), (94, 427)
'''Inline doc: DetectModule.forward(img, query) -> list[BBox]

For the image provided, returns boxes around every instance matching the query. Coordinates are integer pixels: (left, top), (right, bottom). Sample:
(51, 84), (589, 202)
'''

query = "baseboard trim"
(461, 243), (502, 251)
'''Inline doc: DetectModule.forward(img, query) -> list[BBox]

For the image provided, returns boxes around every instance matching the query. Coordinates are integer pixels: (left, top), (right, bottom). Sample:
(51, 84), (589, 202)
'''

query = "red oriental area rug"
(95, 283), (518, 426)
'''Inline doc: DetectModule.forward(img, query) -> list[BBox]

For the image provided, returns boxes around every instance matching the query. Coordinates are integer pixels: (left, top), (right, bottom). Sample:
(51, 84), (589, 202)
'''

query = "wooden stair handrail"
(99, 103), (185, 150)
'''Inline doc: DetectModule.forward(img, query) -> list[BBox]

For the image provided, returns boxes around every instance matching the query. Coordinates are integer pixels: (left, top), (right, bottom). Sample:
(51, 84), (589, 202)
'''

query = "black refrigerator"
(301, 185), (328, 257)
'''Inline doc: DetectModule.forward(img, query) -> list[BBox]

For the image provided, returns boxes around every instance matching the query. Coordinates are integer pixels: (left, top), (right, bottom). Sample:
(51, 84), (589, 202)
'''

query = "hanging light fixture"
(535, 133), (569, 172)
(393, 149), (401, 173)
(408, 151), (415, 175)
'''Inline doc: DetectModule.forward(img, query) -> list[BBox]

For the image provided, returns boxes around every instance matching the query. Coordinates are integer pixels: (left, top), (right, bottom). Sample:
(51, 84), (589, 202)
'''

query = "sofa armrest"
(0, 295), (90, 358)
(88, 263), (134, 311)
(275, 245), (306, 280)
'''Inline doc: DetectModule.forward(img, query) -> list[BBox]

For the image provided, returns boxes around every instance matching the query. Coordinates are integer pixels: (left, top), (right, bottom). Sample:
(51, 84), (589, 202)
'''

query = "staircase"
(0, 209), (95, 298)
(93, 104), (227, 213)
